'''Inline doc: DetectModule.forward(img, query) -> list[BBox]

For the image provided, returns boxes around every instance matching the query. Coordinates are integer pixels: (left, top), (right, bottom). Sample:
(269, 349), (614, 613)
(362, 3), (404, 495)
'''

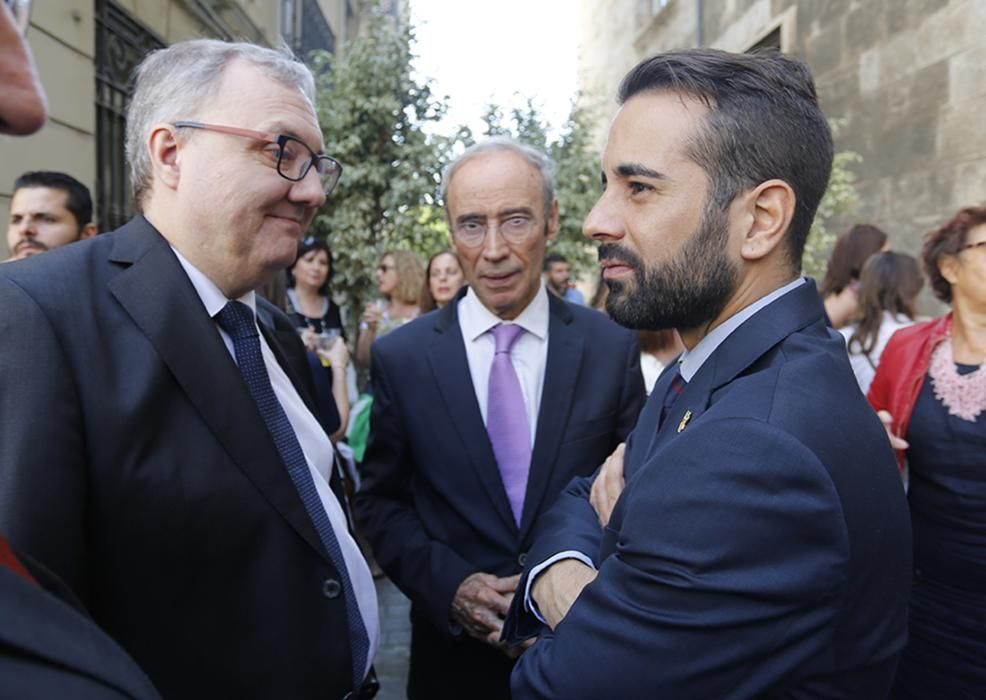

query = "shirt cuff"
(524, 551), (596, 624)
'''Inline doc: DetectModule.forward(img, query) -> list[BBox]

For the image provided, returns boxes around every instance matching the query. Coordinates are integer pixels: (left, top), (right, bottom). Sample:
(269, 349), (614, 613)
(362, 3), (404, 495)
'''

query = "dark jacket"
(0, 216), (358, 699)
(507, 281), (912, 699)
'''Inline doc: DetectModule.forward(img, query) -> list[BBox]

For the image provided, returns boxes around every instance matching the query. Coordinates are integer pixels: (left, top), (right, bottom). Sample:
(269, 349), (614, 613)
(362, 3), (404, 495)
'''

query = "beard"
(601, 204), (738, 331)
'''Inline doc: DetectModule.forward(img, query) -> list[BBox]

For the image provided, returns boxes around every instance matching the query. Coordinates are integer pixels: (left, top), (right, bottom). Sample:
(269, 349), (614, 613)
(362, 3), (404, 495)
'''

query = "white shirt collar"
(171, 245), (256, 318)
(458, 280), (550, 341)
(678, 277), (806, 382)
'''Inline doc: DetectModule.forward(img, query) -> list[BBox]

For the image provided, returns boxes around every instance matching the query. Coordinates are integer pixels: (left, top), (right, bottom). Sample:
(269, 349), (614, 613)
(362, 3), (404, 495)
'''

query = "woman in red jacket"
(868, 205), (986, 699)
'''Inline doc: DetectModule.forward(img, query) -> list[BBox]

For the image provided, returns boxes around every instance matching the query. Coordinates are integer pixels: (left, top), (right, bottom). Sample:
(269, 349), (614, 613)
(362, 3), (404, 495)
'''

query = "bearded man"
(502, 49), (912, 699)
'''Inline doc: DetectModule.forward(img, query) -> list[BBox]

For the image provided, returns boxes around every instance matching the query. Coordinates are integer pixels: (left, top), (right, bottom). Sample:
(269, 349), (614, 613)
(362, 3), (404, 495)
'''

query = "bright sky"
(409, 0), (581, 141)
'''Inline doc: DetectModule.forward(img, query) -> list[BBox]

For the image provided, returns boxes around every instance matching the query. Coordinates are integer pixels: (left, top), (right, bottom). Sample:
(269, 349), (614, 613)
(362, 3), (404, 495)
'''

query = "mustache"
(598, 243), (642, 269)
(13, 239), (48, 254)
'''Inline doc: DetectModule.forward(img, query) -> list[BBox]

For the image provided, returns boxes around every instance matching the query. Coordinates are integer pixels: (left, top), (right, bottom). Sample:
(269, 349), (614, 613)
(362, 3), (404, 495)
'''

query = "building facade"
(577, 0), (986, 272)
(1, 0), (359, 255)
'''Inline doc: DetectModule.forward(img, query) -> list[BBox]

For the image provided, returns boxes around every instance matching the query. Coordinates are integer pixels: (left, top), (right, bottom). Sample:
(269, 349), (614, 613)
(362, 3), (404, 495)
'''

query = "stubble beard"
(603, 204), (739, 331)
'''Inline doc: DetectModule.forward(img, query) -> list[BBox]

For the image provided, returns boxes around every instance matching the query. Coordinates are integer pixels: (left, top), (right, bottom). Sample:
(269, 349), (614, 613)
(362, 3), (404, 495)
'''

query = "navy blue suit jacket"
(0, 217), (358, 699)
(355, 290), (644, 634)
(0, 546), (160, 699)
(507, 281), (912, 699)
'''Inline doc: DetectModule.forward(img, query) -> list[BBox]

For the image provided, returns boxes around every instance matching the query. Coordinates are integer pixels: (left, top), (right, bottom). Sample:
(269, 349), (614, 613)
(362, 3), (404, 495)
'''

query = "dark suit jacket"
(354, 289), (644, 692)
(0, 541), (161, 699)
(506, 281), (912, 699)
(0, 217), (358, 699)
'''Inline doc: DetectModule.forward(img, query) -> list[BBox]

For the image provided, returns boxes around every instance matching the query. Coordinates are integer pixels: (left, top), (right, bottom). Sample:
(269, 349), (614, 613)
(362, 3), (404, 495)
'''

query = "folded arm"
(512, 419), (848, 699)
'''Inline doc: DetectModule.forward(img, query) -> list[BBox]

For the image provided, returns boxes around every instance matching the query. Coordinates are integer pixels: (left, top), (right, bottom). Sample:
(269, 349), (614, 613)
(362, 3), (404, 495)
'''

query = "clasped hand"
(451, 572), (531, 658)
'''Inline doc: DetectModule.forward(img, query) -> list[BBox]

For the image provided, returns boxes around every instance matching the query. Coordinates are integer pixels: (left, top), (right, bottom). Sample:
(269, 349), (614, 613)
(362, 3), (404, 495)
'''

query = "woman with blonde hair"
(355, 249), (424, 369)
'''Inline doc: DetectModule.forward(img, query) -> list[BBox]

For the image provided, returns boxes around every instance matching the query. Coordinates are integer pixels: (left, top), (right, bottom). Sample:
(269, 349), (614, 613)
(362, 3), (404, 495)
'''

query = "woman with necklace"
(868, 205), (986, 699)
(286, 237), (350, 440)
(286, 237), (346, 339)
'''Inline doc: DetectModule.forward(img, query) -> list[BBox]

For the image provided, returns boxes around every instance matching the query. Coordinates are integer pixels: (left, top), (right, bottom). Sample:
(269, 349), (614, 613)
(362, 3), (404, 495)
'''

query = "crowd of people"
(1, 4), (984, 698)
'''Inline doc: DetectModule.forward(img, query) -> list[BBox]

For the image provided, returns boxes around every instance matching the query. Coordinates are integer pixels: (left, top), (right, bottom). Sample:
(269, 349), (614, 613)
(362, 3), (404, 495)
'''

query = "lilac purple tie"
(487, 323), (531, 526)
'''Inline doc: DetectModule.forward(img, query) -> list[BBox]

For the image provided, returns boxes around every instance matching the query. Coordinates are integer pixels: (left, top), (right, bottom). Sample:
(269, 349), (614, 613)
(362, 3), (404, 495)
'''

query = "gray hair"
(125, 39), (315, 210)
(440, 137), (556, 221)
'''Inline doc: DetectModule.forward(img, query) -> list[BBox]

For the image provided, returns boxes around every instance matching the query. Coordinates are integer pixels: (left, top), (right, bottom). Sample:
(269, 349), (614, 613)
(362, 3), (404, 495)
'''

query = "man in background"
(6, 171), (96, 260)
(356, 138), (643, 699)
(543, 251), (585, 305)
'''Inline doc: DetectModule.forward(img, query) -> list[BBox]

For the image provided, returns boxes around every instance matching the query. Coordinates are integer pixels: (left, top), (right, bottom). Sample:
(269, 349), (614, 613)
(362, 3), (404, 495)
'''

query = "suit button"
(518, 552), (527, 567)
(322, 578), (342, 599)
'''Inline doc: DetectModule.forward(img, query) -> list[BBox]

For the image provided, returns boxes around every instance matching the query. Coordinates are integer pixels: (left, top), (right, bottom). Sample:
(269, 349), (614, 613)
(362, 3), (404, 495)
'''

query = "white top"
(525, 277), (807, 620)
(640, 353), (664, 395)
(839, 311), (915, 395)
(173, 248), (378, 679)
(457, 282), (551, 447)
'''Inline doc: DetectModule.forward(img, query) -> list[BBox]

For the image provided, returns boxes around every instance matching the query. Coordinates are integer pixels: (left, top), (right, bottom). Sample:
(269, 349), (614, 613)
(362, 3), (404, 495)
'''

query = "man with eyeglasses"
(354, 138), (645, 699)
(0, 39), (379, 699)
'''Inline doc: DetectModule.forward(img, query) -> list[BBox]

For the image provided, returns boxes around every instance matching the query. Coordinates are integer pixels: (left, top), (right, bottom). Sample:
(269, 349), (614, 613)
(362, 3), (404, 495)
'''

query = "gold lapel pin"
(677, 410), (693, 433)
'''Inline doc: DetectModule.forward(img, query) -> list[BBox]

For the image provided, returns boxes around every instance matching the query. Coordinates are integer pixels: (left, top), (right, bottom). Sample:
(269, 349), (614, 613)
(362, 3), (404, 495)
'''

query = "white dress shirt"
(524, 277), (807, 620)
(457, 282), (551, 446)
(173, 248), (378, 677)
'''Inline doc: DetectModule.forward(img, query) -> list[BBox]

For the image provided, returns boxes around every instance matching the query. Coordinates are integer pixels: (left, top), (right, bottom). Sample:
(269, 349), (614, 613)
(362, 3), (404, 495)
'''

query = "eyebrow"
(500, 207), (535, 218)
(614, 163), (668, 180)
(454, 207), (535, 224)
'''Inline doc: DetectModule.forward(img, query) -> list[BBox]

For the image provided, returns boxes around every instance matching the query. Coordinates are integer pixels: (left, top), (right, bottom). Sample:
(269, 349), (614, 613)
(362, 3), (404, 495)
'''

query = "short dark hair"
(543, 252), (568, 271)
(13, 171), (93, 231)
(922, 205), (986, 304)
(618, 49), (834, 272)
(819, 224), (889, 297)
(287, 237), (333, 295)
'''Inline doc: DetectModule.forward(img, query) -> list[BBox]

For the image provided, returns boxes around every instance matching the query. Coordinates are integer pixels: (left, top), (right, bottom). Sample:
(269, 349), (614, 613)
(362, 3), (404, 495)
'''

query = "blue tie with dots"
(215, 301), (368, 690)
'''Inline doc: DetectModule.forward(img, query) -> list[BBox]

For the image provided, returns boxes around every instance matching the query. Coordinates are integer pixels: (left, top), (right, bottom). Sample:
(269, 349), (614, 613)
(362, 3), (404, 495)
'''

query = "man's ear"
(146, 124), (182, 192)
(737, 179), (796, 262)
(79, 222), (97, 240)
(546, 199), (560, 240)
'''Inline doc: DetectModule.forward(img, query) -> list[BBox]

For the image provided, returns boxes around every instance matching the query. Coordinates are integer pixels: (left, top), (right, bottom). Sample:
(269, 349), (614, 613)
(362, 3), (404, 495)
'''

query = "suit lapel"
(648, 357), (715, 456)
(426, 297), (519, 534)
(519, 295), (582, 539)
(105, 219), (329, 565)
(647, 280), (826, 458)
(0, 566), (158, 698)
